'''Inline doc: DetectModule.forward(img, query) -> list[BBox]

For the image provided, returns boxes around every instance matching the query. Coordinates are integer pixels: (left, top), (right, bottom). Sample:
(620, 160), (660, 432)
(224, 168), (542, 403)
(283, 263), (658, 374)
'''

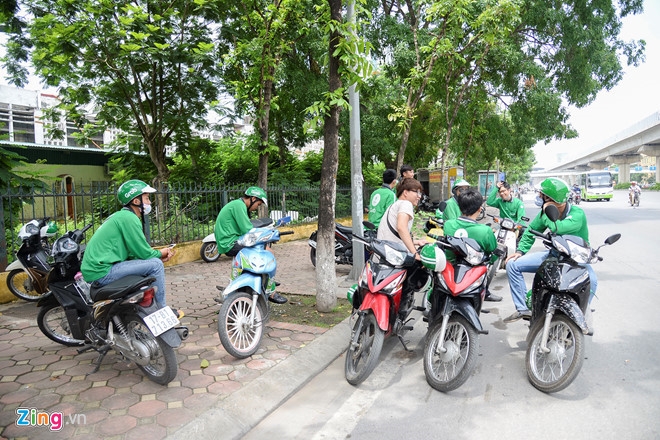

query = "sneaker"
(503, 310), (531, 323)
(268, 293), (288, 304)
(484, 292), (502, 302)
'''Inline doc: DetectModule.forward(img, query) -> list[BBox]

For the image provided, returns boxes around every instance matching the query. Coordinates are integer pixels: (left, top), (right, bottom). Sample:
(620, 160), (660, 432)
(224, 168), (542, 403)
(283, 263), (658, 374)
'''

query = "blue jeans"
(95, 258), (167, 306)
(506, 250), (597, 312)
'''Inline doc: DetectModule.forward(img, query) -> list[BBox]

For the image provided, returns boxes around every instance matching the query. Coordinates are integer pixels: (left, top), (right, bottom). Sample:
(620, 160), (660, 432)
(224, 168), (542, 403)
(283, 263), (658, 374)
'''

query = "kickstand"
(90, 346), (110, 374)
(397, 335), (412, 351)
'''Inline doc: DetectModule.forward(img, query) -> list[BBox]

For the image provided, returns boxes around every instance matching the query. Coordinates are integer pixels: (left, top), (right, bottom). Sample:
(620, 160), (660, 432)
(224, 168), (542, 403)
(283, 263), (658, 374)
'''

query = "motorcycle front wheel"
(218, 291), (266, 359)
(200, 241), (220, 263)
(125, 314), (178, 385)
(526, 313), (584, 393)
(424, 314), (479, 392)
(7, 269), (48, 302)
(37, 303), (86, 347)
(344, 312), (385, 385)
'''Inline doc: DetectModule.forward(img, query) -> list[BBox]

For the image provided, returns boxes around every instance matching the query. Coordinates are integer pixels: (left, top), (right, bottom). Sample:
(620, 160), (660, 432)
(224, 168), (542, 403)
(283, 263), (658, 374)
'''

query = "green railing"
(1, 181), (366, 268)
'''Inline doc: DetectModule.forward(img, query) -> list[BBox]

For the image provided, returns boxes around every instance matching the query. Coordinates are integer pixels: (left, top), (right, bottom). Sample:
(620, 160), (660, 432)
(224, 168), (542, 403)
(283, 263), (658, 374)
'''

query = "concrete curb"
(172, 317), (352, 440)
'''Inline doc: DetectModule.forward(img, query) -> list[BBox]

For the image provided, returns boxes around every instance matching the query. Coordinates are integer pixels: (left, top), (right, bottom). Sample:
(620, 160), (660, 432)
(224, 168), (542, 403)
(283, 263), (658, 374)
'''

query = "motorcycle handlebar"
(279, 230), (294, 236)
(81, 224), (93, 234)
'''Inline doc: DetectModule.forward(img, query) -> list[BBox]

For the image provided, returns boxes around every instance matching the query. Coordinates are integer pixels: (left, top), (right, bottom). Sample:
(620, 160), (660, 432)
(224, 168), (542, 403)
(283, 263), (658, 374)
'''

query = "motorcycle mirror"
(604, 233), (621, 245)
(543, 204), (560, 222)
(362, 220), (376, 231)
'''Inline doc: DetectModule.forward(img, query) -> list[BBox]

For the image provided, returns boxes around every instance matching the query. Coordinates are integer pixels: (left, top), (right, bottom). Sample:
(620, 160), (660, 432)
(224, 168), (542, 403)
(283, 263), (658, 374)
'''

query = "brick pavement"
(0, 239), (352, 440)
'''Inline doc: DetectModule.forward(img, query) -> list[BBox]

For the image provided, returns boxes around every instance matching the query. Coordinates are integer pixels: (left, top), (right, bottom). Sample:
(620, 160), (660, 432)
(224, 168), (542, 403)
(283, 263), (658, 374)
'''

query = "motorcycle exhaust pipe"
(176, 326), (189, 340)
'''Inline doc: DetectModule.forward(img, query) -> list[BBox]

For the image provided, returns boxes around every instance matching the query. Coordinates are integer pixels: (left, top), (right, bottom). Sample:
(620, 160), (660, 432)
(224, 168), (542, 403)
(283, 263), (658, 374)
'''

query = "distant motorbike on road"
(344, 232), (429, 385)
(216, 217), (293, 358)
(200, 218), (275, 263)
(524, 204), (620, 393)
(6, 218), (58, 302)
(37, 224), (188, 385)
(421, 234), (492, 392)
(308, 222), (375, 267)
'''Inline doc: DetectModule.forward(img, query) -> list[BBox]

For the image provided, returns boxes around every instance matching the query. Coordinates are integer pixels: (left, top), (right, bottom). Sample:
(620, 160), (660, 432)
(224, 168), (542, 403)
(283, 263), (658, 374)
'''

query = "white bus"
(575, 170), (614, 201)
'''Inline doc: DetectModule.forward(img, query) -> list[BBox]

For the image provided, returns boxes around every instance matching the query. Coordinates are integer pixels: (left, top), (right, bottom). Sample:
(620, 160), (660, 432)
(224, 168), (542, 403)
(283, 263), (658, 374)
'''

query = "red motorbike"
(421, 235), (492, 392)
(344, 232), (429, 385)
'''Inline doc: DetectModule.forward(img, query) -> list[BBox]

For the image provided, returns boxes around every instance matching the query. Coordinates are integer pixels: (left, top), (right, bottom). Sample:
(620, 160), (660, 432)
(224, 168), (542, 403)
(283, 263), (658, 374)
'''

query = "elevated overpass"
(540, 111), (660, 184)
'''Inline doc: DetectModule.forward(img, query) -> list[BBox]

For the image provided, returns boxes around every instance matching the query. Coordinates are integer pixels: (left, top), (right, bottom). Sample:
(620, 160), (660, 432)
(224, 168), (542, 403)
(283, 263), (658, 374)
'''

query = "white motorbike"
(200, 218), (280, 263)
(6, 218), (58, 301)
(486, 214), (527, 287)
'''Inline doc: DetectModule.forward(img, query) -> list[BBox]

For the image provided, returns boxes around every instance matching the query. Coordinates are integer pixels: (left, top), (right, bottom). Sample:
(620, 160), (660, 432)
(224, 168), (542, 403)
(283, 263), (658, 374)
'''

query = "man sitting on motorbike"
(81, 179), (182, 318)
(503, 177), (597, 323)
(629, 181), (641, 205)
(214, 186), (287, 304)
(486, 181), (526, 223)
(368, 169), (397, 228)
(442, 179), (471, 222)
(444, 188), (501, 302)
(377, 178), (429, 309)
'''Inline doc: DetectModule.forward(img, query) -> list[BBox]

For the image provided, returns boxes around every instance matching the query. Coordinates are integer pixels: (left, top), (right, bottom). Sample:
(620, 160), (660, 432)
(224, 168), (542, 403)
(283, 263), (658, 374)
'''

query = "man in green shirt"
(368, 169), (397, 228)
(214, 186), (287, 304)
(443, 188), (501, 302)
(503, 177), (594, 323)
(442, 179), (471, 221)
(487, 181), (526, 223)
(81, 179), (180, 316)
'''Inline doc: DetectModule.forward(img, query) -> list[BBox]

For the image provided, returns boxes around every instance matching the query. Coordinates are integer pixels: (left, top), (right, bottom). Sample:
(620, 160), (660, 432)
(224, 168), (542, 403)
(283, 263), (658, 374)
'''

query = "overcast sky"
(533, 0), (660, 169)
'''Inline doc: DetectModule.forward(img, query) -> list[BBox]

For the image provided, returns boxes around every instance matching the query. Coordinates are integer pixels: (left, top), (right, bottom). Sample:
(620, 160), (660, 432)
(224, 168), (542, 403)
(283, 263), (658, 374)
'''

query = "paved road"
(244, 190), (660, 440)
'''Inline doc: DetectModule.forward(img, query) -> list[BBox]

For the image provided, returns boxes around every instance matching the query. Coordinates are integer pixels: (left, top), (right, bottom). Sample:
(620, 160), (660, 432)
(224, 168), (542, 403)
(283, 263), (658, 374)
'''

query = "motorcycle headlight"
(551, 236), (570, 257)
(237, 230), (260, 247)
(500, 219), (514, 230)
(464, 245), (485, 266)
(567, 240), (591, 264)
(55, 237), (77, 253)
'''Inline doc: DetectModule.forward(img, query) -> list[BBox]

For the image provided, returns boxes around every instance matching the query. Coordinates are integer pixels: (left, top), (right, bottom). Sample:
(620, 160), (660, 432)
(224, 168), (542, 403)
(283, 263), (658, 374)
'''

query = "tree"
(4, 0), (222, 187)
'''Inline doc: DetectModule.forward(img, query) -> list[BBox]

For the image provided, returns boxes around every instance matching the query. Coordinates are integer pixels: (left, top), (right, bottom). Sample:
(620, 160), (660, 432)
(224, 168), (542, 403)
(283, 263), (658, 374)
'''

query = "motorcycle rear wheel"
(125, 313), (178, 385)
(526, 313), (584, 393)
(344, 312), (385, 385)
(37, 303), (86, 347)
(218, 291), (266, 359)
(7, 269), (48, 302)
(200, 241), (220, 263)
(424, 314), (479, 392)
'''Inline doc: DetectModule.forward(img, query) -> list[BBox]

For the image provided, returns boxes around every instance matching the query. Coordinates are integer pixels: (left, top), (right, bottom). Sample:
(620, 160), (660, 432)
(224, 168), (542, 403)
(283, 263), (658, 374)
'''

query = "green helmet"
(46, 221), (58, 234)
(117, 179), (157, 205)
(420, 243), (447, 272)
(245, 186), (268, 206)
(452, 179), (470, 193)
(539, 177), (569, 203)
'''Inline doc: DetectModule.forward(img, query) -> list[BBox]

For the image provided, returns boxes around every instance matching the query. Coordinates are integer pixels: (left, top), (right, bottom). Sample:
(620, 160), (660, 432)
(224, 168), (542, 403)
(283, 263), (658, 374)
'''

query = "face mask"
(534, 195), (544, 207)
(143, 203), (152, 215)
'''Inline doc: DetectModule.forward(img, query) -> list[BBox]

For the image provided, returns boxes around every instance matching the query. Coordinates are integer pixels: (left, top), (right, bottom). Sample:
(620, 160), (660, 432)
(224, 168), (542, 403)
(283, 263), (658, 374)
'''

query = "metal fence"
(1, 181), (363, 267)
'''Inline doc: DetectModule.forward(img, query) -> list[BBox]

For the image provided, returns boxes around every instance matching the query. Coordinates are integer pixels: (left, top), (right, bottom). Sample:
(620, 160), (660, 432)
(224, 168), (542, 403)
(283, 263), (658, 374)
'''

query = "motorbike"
(568, 189), (582, 205)
(344, 234), (429, 385)
(629, 189), (640, 207)
(524, 204), (620, 393)
(308, 222), (375, 267)
(418, 194), (440, 213)
(485, 214), (527, 287)
(200, 218), (275, 263)
(216, 217), (294, 358)
(6, 218), (58, 301)
(36, 224), (188, 385)
(422, 234), (492, 392)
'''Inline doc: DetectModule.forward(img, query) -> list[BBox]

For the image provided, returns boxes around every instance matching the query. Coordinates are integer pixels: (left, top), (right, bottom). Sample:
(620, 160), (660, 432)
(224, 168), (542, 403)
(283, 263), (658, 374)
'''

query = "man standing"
(368, 169), (397, 228)
(400, 164), (415, 180)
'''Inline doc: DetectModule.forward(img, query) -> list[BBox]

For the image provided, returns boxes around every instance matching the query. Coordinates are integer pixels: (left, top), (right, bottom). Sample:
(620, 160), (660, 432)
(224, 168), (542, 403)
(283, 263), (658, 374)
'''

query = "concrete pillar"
(607, 154), (641, 183)
(588, 161), (610, 170)
(638, 145), (660, 183)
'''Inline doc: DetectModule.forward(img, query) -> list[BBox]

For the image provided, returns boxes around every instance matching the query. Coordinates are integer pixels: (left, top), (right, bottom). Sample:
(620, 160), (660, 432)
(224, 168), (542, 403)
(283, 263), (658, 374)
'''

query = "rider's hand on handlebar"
(160, 247), (176, 262)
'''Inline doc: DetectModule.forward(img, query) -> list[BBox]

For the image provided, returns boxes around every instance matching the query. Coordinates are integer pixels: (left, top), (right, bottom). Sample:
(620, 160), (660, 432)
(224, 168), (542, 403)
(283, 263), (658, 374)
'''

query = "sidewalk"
(0, 239), (354, 440)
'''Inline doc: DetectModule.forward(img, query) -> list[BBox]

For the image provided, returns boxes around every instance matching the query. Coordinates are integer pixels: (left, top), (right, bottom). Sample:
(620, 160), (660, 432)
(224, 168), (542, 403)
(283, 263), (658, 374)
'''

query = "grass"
(269, 294), (353, 328)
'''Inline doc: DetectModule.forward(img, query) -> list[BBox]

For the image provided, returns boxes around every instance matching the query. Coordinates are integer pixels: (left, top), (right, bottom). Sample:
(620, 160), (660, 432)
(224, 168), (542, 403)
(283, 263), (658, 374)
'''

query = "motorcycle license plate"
(143, 306), (180, 337)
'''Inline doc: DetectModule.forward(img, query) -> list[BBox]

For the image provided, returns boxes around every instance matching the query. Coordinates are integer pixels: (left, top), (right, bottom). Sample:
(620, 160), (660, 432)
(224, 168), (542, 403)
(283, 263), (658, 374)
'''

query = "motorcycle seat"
(91, 275), (157, 302)
(335, 223), (353, 235)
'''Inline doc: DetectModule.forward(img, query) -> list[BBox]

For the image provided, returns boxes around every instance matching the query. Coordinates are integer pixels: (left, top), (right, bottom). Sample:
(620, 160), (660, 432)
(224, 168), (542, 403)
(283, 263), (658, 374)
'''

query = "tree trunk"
(316, 0), (343, 313)
(257, 75), (273, 217)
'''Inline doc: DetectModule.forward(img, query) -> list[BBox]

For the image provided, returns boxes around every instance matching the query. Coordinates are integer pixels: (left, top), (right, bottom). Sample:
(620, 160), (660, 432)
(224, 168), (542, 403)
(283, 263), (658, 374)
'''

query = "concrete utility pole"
(347, 0), (365, 281)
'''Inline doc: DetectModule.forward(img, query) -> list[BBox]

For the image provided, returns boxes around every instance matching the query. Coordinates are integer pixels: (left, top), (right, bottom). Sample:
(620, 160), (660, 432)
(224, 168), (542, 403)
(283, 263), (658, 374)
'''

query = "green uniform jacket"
(81, 209), (161, 282)
(442, 197), (462, 222)
(443, 216), (498, 255)
(486, 187), (526, 223)
(368, 185), (396, 227)
(517, 204), (589, 254)
(214, 199), (253, 255)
